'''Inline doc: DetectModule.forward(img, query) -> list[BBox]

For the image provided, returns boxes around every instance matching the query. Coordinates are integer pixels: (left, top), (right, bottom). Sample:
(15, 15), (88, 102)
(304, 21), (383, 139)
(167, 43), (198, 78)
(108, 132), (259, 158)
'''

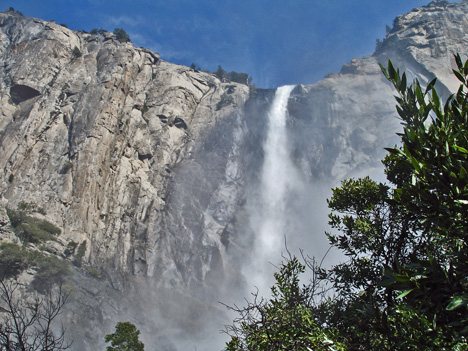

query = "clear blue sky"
(2, 0), (449, 88)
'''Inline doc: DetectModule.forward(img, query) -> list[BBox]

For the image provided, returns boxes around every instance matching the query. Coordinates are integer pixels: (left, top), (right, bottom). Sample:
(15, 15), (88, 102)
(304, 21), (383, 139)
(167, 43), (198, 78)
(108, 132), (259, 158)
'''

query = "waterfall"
(248, 85), (304, 292)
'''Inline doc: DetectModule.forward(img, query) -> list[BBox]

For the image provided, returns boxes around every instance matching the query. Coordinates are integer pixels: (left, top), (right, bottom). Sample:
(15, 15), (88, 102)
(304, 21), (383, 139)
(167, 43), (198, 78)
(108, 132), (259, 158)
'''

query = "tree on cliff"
(105, 322), (144, 351)
(224, 55), (468, 350)
(113, 28), (131, 43)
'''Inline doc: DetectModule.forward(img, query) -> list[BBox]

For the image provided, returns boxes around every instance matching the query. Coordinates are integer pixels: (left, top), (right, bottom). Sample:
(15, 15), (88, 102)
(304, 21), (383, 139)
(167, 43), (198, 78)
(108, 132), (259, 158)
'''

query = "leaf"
(460, 166), (468, 179)
(379, 63), (389, 79)
(410, 157), (421, 173)
(431, 87), (441, 110)
(455, 53), (463, 70)
(446, 297), (468, 311)
(453, 69), (466, 84)
(453, 145), (468, 154)
(415, 85), (424, 105)
(400, 72), (407, 91)
(388, 60), (396, 80)
(425, 78), (437, 95)
(397, 289), (414, 299)
(393, 274), (411, 283)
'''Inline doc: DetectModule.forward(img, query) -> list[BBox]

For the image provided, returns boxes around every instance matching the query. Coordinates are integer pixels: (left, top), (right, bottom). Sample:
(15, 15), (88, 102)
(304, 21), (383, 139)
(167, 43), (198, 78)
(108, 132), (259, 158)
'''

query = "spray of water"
(248, 85), (305, 293)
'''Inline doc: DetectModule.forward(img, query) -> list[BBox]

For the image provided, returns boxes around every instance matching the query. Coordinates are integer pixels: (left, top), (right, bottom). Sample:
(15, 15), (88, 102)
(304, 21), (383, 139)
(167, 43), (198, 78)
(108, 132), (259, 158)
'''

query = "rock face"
(1, 1), (468, 349)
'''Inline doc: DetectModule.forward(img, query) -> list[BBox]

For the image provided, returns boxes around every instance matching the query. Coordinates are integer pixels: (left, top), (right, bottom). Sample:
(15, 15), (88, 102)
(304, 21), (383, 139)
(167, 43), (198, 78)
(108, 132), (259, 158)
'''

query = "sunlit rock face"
(288, 1), (468, 184)
(0, 1), (468, 349)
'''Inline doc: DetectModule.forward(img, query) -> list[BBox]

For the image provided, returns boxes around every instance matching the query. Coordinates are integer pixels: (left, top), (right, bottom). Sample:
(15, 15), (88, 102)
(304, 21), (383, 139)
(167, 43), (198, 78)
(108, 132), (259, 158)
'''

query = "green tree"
(224, 256), (345, 351)
(215, 65), (228, 82)
(316, 56), (468, 349)
(113, 28), (130, 43)
(378, 55), (468, 343)
(72, 46), (82, 58)
(228, 71), (252, 85)
(105, 322), (145, 351)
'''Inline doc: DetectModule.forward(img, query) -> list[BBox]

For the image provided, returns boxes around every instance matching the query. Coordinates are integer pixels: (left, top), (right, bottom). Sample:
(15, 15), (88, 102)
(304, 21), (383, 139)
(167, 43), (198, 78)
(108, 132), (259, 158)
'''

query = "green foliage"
(2, 206), (69, 291)
(17, 201), (46, 214)
(214, 65), (253, 86)
(0, 243), (30, 278)
(313, 55), (468, 349)
(31, 253), (71, 292)
(224, 257), (345, 351)
(72, 46), (81, 58)
(6, 7), (24, 16)
(228, 71), (252, 85)
(215, 65), (229, 82)
(113, 28), (130, 43)
(0, 243), (71, 292)
(87, 267), (100, 279)
(377, 54), (468, 341)
(7, 208), (61, 244)
(105, 322), (145, 351)
(59, 161), (73, 174)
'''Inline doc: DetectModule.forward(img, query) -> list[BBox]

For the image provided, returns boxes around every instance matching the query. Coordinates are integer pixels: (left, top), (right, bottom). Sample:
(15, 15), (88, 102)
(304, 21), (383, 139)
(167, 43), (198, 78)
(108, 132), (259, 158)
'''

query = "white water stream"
(248, 85), (305, 292)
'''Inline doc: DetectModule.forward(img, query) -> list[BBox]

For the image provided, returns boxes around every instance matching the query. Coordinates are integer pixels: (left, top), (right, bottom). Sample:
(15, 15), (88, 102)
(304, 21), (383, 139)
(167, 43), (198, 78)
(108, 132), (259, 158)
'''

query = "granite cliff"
(0, 1), (468, 349)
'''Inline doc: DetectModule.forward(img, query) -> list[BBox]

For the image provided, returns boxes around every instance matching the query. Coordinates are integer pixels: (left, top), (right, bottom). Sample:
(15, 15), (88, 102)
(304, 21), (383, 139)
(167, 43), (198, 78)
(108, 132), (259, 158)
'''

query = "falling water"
(248, 85), (304, 292)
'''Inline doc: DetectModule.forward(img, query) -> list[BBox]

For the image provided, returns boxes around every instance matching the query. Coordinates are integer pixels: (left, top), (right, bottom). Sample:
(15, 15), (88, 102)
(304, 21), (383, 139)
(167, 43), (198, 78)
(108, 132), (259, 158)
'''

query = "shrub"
(16, 201), (46, 215)
(6, 208), (24, 227)
(113, 28), (130, 43)
(0, 243), (71, 292)
(31, 253), (71, 292)
(87, 267), (100, 279)
(15, 223), (56, 243)
(7, 208), (61, 244)
(59, 161), (73, 174)
(72, 46), (81, 59)
(0, 243), (30, 278)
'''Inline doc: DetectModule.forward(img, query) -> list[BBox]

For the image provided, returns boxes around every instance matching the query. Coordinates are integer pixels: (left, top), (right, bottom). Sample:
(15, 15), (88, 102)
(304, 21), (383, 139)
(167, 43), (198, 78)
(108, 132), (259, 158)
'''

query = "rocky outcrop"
(286, 0), (468, 184)
(0, 11), (249, 287)
(1, 1), (468, 349)
(0, 11), (250, 348)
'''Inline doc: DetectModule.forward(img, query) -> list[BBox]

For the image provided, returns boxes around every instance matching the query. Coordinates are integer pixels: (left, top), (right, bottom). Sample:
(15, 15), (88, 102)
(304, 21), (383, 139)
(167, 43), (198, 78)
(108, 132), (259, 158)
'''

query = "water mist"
(247, 85), (305, 294)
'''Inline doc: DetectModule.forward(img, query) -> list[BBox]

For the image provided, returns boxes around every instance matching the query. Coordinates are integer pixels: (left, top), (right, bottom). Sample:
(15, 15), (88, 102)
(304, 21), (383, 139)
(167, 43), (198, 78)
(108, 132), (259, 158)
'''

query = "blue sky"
(3, 0), (448, 88)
